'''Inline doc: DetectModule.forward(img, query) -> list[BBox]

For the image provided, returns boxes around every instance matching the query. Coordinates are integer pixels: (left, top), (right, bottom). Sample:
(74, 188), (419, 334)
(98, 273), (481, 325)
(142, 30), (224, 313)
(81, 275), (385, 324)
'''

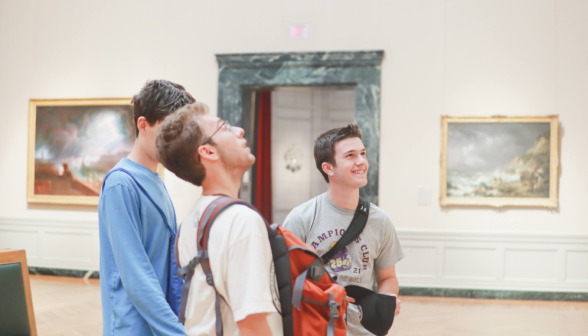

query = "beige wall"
(1, 0), (587, 234)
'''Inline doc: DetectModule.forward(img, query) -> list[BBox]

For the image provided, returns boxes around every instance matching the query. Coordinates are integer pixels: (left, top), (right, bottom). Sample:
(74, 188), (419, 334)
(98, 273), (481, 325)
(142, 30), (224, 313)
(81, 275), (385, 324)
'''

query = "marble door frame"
(216, 50), (384, 204)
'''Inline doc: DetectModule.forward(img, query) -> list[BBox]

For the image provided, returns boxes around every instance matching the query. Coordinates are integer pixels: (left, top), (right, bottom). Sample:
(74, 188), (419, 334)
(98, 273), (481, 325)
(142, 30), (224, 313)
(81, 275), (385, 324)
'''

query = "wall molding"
(0, 215), (99, 271)
(2, 215), (588, 295)
(396, 228), (588, 293)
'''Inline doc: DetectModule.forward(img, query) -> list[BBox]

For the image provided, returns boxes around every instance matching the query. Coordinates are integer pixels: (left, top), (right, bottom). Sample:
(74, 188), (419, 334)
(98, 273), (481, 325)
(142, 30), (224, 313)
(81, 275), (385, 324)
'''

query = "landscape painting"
(440, 116), (559, 208)
(28, 99), (134, 205)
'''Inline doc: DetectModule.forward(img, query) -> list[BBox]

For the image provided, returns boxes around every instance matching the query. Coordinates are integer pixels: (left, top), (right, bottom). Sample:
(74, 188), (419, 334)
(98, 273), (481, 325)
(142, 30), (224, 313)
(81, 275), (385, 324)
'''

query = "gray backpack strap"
(176, 197), (231, 326)
(177, 197), (256, 336)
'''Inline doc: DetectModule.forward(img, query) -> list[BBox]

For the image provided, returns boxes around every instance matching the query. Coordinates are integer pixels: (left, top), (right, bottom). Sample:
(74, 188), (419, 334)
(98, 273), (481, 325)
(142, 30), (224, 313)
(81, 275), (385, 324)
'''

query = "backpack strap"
(102, 168), (176, 235)
(174, 224), (182, 268)
(176, 197), (231, 327)
(177, 197), (288, 336)
(103, 167), (183, 315)
(320, 197), (370, 264)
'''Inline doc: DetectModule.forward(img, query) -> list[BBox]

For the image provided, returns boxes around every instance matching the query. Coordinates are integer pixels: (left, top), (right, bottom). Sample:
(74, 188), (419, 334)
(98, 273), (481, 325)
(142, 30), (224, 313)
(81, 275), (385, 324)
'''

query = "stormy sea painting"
(447, 123), (551, 198)
(34, 105), (134, 197)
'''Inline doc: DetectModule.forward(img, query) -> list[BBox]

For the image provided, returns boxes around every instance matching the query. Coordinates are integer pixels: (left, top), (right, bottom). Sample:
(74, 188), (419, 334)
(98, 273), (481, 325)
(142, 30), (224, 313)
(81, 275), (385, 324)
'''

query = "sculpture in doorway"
(284, 146), (302, 173)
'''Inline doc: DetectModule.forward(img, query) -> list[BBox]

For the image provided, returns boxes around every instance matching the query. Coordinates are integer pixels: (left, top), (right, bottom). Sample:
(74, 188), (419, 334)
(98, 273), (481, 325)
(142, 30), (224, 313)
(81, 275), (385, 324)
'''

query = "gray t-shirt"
(283, 193), (404, 336)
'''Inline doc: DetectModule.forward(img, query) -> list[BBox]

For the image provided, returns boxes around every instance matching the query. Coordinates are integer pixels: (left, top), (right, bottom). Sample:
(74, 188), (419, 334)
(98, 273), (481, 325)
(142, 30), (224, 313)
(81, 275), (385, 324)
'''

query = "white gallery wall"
(1, 0), (587, 291)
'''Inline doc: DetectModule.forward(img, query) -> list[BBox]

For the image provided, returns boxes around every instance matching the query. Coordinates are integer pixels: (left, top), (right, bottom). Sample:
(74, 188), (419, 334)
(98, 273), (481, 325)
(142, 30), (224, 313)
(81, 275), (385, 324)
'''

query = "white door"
(271, 87), (356, 224)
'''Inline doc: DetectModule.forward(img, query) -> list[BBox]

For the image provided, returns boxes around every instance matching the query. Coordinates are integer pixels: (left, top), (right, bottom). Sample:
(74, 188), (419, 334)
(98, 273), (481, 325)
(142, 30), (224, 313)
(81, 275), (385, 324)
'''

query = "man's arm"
(220, 208), (281, 335)
(237, 313), (272, 336)
(102, 184), (185, 336)
(375, 266), (401, 316)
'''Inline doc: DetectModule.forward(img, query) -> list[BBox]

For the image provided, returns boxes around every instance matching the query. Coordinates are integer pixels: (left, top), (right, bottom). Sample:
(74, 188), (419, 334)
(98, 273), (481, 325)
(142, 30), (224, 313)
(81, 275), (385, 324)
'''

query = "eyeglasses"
(203, 120), (233, 144)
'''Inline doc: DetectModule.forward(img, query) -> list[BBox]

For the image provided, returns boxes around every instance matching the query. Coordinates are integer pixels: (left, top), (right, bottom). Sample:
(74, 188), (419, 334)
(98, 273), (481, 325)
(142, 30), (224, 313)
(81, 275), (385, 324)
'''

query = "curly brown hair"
(156, 102), (210, 186)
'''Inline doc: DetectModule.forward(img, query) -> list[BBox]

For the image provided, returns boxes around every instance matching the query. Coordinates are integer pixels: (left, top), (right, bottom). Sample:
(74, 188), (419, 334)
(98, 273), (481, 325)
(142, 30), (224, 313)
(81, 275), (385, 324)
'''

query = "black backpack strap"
(320, 197), (370, 264)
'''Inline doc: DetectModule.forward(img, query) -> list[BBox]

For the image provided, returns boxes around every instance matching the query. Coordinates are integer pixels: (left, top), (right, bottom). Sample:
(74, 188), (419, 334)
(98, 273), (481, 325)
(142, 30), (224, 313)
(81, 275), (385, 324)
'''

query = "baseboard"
(29, 267), (100, 279)
(399, 286), (588, 302)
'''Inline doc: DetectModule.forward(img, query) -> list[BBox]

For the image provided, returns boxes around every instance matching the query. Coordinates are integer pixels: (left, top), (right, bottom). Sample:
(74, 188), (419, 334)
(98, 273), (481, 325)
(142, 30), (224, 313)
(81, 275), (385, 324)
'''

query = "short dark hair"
(314, 124), (363, 183)
(156, 102), (210, 186)
(131, 80), (196, 136)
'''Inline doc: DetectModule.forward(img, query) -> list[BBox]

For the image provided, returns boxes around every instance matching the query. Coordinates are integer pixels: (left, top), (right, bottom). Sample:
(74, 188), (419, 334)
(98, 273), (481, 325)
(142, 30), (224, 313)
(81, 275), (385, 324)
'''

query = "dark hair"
(314, 124), (363, 183)
(156, 102), (210, 186)
(131, 80), (196, 136)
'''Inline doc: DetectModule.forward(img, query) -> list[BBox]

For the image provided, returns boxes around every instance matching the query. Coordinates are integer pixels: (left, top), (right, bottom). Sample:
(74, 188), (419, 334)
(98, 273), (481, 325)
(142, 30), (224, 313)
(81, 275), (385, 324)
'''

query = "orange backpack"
(175, 196), (348, 336)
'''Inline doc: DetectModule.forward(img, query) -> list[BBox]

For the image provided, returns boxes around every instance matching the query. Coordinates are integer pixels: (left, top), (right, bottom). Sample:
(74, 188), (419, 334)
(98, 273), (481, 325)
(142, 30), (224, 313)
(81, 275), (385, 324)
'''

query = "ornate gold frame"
(440, 115), (559, 208)
(27, 98), (164, 206)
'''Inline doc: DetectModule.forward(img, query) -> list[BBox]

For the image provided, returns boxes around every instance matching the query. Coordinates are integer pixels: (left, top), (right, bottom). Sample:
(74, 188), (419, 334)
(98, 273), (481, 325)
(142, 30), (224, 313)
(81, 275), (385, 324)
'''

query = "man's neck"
(201, 166), (243, 198)
(127, 141), (159, 173)
(327, 183), (360, 210)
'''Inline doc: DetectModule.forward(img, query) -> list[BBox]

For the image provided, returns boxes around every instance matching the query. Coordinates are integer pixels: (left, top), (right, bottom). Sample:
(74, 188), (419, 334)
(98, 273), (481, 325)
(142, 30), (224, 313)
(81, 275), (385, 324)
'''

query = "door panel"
(271, 87), (356, 224)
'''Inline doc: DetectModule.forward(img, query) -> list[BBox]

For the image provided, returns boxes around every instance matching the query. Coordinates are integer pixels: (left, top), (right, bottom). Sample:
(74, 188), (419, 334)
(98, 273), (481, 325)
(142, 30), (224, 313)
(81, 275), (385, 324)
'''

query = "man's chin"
(351, 177), (368, 189)
(247, 153), (256, 167)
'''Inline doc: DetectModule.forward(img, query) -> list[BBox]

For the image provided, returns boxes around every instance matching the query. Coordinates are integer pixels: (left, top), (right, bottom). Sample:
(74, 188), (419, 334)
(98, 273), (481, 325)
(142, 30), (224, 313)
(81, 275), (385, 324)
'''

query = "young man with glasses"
(99, 80), (195, 335)
(283, 124), (404, 336)
(156, 102), (282, 336)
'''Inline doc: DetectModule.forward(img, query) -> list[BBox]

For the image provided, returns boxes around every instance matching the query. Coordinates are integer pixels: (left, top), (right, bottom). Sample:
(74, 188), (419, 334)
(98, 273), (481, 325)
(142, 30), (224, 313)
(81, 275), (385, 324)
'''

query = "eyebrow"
(343, 148), (366, 155)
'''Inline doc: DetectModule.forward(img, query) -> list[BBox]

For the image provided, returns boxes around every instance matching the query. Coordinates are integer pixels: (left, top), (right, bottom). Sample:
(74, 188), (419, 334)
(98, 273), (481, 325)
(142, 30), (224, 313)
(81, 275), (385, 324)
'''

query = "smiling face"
(327, 137), (369, 189)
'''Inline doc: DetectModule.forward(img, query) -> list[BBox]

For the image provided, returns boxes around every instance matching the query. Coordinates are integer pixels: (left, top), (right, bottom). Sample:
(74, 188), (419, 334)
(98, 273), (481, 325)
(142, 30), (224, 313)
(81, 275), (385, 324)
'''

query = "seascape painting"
(440, 116), (559, 208)
(28, 99), (134, 205)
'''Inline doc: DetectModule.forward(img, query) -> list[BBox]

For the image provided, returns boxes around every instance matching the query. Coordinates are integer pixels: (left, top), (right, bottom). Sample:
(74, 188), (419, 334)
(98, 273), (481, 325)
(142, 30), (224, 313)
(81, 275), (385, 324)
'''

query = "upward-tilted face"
(199, 115), (255, 171)
(330, 137), (369, 189)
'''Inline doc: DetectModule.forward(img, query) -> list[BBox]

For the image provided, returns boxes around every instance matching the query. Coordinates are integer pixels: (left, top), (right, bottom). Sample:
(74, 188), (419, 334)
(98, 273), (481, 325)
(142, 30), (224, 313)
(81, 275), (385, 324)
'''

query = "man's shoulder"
(102, 160), (138, 191)
(290, 194), (323, 218)
(195, 198), (266, 232)
(211, 204), (269, 247)
(368, 203), (390, 221)
(367, 203), (397, 233)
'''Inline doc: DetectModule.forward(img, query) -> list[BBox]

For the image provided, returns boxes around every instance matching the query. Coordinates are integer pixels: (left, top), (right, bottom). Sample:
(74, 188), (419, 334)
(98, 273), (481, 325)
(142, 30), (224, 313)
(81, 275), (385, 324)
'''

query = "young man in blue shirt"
(98, 80), (195, 336)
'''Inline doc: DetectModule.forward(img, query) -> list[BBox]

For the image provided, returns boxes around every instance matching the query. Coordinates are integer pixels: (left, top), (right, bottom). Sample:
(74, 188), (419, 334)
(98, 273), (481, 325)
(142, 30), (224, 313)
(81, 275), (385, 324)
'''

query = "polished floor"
(29, 275), (588, 336)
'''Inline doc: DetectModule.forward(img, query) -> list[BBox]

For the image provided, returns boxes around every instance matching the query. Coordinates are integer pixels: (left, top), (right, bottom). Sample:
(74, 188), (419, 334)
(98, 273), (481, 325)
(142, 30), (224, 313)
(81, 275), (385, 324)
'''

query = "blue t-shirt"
(99, 158), (184, 336)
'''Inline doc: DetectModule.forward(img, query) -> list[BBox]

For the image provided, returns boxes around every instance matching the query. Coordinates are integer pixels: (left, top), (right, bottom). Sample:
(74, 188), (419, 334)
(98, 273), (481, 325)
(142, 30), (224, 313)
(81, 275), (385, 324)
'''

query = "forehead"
(334, 137), (365, 156)
(198, 115), (221, 130)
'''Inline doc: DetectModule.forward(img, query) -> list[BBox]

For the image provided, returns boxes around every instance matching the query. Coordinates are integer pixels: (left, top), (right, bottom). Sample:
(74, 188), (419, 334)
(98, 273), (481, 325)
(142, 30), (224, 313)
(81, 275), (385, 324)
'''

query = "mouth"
(352, 169), (366, 175)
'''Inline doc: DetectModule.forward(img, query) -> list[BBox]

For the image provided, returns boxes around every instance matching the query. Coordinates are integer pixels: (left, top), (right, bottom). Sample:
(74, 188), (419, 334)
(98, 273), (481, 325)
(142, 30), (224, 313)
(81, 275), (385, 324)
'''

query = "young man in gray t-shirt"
(283, 124), (404, 336)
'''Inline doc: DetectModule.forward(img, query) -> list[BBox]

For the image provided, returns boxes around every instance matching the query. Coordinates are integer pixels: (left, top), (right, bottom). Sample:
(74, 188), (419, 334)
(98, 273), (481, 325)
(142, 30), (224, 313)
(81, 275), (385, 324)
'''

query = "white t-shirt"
(178, 195), (283, 336)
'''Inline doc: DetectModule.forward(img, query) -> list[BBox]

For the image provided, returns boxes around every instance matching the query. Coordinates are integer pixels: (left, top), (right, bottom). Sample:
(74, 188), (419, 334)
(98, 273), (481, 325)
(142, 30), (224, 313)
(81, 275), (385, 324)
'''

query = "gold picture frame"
(440, 115), (559, 208)
(27, 98), (163, 206)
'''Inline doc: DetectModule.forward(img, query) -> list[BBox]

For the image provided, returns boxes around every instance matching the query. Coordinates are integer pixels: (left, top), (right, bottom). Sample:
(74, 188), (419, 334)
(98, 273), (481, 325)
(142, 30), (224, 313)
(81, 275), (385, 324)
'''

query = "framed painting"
(440, 116), (559, 208)
(27, 98), (148, 206)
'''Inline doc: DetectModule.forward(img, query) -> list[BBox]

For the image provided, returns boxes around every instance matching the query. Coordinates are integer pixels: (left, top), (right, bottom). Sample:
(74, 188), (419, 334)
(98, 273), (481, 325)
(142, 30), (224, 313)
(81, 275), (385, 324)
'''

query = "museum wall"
(1, 0), (587, 290)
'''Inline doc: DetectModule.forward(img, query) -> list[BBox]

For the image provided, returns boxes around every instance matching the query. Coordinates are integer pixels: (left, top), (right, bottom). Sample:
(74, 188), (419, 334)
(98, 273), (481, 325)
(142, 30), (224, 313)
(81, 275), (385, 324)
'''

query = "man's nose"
(234, 126), (245, 137)
(356, 155), (368, 166)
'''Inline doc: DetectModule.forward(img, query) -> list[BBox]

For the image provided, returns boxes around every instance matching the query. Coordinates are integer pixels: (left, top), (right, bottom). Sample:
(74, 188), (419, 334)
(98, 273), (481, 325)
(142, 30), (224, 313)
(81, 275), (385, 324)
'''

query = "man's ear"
(197, 144), (219, 162)
(321, 162), (334, 178)
(136, 116), (148, 137)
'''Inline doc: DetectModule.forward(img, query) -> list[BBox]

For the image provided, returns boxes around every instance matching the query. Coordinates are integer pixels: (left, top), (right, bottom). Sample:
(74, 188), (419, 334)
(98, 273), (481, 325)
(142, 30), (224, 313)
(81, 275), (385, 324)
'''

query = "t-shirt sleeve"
(282, 207), (308, 242)
(223, 210), (279, 322)
(374, 217), (405, 271)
